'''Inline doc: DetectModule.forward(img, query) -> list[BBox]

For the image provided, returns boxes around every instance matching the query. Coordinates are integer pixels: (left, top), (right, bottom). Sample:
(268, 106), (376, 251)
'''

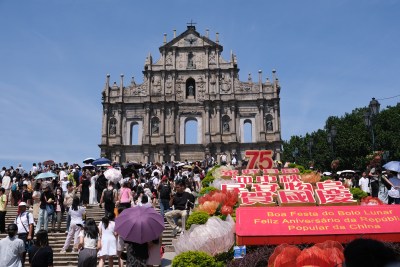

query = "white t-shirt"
(59, 170), (67, 181)
(14, 211), (35, 234)
(0, 236), (25, 267)
(69, 207), (86, 225)
(2, 175), (11, 190)
(79, 230), (97, 249)
(359, 177), (370, 193)
(61, 180), (69, 192)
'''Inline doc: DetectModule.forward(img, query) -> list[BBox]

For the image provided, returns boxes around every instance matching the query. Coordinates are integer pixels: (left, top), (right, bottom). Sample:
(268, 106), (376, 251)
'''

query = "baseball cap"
(18, 202), (27, 206)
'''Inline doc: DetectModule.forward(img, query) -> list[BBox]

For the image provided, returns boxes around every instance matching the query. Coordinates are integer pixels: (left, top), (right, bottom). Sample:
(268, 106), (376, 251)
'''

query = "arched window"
(185, 118), (198, 144)
(151, 117), (160, 135)
(186, 78), (196, 98)
(265, 114), (274, 132)
(222, 115), (230, 133)
(109, 117), (117, 135)
(243, 119), (252, 143)
(131, 123), (139, 145)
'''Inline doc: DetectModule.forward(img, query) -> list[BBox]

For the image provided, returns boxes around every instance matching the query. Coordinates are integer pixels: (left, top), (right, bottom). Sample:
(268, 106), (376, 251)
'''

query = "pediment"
(160, 26), (222, 51)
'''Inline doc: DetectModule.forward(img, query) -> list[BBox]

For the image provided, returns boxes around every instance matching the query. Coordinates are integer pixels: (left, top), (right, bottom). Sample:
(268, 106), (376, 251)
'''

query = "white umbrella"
(104, 168), (123, 183)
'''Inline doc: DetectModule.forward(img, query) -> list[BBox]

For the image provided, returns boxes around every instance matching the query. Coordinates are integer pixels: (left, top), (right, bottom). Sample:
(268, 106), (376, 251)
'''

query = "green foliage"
(202, 165), (220, 187)
(172, 251), (222, 267)
(350, 187), (368, 201)
(282, 104), (400, 171)
(199, 186), (218, 195)
(186, 211), (210, 230)
(214, 246), (234, 264)
(320, 176), (332, 182)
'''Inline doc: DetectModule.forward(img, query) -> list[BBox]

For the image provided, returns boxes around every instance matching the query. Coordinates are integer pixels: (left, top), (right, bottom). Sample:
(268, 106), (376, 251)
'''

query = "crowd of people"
(0, 160), (208, 267)
(1, 159), (400, 267)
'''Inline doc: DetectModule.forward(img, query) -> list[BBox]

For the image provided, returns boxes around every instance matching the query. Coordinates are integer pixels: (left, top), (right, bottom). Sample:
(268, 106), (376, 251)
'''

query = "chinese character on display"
(221, 183), (247, 193)
(234, 176), (253, 184)
(278, 190), (316, 205)
(282, 182), (313, 192)
(315, 189), (357, 205)
(242, 169), (259, 175)
(316, 180), (345, 190)
(239, 191), (275, 206)
(281, 168), (300, 174)
(278, 175), (302, 183)
(256, 175), (278, 183)
(262, 169), (280, 175)
(252, 183), (279, 194)
(221, 170), (239, 178)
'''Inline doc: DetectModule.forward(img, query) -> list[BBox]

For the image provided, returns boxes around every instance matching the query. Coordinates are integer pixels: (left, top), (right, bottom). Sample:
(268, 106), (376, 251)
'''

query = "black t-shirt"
(173, 192), (195, 210)
(40, 191), (55, 209)
(29, 245), (53, 267)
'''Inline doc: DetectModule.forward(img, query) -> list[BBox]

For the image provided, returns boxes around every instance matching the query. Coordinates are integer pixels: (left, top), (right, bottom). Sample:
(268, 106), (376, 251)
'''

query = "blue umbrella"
(92, 157), (112, 166)
(383, 161), (400, 173)
(35, 172), (58, 180)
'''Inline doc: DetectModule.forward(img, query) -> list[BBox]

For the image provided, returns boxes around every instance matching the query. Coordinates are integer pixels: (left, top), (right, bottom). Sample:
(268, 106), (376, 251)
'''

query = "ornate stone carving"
(166, 52), (173, 65)
(209, 50), (216, 64)
(220, 73), (231, 93)
(165, 75), (173, 94)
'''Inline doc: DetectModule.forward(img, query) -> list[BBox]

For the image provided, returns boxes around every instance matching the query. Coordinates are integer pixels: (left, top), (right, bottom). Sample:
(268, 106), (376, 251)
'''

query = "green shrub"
(214, 246), (234, 264)
(320, 176), (332, 182)
(202, 165), (220, 187)
(288, 163), (297, 168)
(172, 251), (222, 267)
(186, 211), (210, 230)
(350, 187), (368, 201)
(199, 186), (218, 195)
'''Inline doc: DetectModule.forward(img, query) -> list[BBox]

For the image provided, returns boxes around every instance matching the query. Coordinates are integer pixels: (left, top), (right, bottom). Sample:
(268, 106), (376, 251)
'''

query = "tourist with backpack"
(100, 181), (117, 218)
(14, 202), (35, 267)
(158, 176), (171, 217)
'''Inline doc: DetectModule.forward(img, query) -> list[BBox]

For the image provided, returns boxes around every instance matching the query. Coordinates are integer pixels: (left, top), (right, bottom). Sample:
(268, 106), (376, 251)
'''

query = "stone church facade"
(99, 25), (282, 163)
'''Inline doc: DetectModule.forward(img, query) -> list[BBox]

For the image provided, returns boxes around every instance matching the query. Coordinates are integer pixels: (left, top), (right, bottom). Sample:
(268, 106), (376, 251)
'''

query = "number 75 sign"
(245, 150), (274, 169)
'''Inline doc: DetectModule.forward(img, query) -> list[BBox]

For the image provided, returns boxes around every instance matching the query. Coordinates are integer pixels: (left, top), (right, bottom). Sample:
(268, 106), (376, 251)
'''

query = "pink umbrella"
(115, 206), (164, 244)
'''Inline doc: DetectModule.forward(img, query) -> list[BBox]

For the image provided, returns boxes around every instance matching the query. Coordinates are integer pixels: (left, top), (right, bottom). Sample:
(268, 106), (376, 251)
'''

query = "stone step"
(1, 204), (175, 267)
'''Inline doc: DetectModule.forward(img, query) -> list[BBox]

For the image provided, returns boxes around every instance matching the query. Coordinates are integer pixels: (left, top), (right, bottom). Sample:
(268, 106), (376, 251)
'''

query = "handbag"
(46, 204), (54, 216)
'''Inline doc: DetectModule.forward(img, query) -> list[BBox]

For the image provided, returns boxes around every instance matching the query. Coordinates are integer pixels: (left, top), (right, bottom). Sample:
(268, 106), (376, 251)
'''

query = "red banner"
(236, 206), (400, 245)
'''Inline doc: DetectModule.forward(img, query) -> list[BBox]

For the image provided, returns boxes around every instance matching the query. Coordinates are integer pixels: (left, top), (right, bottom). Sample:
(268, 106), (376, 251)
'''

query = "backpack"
(11, 183), (17, 191)
(103, 189), (114, 204)
(159, 183), (171, 199)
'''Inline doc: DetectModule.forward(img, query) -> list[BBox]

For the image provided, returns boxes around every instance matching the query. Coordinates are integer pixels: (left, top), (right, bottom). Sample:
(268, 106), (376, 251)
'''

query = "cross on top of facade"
(187, 20), (197, 28)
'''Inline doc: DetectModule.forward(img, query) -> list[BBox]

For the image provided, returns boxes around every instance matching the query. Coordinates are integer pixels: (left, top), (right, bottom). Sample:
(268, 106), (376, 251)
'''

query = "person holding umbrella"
(115, 206), (165, 267)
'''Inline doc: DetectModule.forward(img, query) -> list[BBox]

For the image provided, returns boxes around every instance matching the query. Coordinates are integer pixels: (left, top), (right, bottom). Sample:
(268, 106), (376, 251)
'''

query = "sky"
(1, 0), (399, 168)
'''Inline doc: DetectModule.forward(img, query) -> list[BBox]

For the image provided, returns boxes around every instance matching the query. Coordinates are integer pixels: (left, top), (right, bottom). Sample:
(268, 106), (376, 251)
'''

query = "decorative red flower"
(221, 205), (233, 215)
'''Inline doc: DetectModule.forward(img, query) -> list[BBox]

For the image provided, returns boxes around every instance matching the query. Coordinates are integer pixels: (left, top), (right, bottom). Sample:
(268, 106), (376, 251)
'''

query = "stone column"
(204, 105), (211, 143)
(160, 106), (165, 143)
(117, 108), (123, 144)
(101, 107), (108, 144)
(215, 102), (221, 134)
(230, 104), (236, 142)
(144, 106), (150, 144)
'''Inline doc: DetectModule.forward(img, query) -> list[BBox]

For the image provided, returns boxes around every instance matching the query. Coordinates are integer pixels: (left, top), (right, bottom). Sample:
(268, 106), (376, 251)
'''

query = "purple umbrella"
(115, 206), (165, 244)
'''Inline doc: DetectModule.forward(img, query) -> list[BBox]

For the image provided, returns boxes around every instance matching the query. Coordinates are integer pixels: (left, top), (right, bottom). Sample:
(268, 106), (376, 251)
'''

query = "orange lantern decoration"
(295, 246), (330, 267)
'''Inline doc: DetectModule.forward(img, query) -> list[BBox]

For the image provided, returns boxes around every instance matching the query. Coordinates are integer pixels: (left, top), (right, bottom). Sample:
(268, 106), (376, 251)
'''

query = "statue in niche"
(210, 73), (217, 94)
(188, 85), (195, 96)
(166, 52), (173, 65)
(223, 120), (230, 133)
(152, 76), (161, 94)
(166, 75), (173, 94)
(187, 52), (195, 68)
(209, 50), (216, 64)
(266, 119), (273, 131)
(109, 118), (117, 135)
(151, 120), (159, 135)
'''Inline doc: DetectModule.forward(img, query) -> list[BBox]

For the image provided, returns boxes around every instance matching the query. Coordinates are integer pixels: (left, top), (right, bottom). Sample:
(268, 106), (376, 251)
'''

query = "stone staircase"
(0, 205), (175, 266)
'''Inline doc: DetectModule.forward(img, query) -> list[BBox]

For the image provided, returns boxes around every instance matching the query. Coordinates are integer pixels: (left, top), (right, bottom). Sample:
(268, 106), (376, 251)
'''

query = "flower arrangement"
(360, 196), (384, 206)
(197, 189), (238, 216)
